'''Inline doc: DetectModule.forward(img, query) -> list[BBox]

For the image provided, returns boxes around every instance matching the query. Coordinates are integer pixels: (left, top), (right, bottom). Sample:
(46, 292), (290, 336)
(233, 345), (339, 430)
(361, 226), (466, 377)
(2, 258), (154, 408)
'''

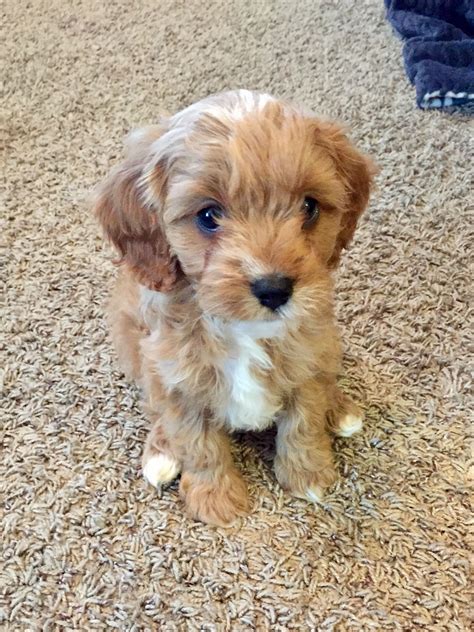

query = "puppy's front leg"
(144, 401), (249, 526)
(179, 420), (249, 527)
(275, 380), (337, 503)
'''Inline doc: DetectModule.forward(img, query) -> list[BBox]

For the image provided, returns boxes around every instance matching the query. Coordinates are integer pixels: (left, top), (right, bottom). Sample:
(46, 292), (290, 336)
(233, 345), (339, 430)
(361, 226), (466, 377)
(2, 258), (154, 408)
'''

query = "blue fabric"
(385, 0), (474, 110)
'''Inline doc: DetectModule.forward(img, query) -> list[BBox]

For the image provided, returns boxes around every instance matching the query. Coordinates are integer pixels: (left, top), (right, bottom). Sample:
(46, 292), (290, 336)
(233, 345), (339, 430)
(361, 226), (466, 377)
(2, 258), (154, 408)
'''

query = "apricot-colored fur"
(94, 90), (374, 526)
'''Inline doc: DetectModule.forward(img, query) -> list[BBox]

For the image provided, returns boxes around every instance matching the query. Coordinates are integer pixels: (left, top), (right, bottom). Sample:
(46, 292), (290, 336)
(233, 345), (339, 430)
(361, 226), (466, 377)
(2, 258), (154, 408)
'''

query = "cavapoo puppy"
(94, 89), (375, 526)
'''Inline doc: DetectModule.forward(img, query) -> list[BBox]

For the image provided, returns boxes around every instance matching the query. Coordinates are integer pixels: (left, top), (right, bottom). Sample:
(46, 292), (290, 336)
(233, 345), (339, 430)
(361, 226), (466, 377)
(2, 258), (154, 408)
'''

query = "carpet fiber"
(1, 1), (471, 629)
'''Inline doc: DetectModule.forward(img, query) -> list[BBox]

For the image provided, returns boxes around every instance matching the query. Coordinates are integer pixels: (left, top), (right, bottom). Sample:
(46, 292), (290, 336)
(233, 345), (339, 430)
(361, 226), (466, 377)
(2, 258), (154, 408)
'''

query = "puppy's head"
(95, 90), (375, 322)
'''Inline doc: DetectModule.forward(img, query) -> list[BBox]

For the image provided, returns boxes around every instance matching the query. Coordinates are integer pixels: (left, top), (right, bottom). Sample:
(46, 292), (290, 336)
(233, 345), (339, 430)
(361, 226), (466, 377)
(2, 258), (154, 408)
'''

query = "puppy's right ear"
(313, 120), (376, 268)
(94, 127), (181, 291)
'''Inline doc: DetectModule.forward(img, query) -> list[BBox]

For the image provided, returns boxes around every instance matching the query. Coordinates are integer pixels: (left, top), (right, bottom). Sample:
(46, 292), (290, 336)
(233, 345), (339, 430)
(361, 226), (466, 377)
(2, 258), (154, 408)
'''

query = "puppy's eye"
(196, 206), (223, 234)
(302, 196), (320, 227)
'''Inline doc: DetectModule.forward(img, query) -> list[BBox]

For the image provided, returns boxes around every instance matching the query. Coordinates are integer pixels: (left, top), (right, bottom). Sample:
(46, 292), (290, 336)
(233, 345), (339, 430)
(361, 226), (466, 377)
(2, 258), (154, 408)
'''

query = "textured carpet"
(1, 0), (472, 629)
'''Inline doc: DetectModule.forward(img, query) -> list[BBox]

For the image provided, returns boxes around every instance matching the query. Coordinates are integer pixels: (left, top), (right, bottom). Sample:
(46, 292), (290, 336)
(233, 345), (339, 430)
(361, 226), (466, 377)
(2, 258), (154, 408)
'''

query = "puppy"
(94, 90), (375, 526)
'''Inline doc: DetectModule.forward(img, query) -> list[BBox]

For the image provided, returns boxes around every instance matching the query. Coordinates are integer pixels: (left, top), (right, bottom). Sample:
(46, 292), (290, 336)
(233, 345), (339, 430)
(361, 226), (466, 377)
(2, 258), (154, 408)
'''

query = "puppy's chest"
(218, 332), (282, 432)
(144, 296), (292, 430)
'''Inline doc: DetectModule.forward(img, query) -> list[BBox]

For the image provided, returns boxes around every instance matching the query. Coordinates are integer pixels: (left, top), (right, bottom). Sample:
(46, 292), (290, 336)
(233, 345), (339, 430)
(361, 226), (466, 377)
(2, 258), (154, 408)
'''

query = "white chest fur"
(140, 286), (286, 432)
(218, 321), (284, 432)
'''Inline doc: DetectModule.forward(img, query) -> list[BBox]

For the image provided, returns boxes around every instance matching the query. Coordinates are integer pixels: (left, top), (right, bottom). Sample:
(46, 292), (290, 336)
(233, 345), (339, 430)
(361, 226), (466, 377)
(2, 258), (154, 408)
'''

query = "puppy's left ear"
(94, 126), (182, 291)
(317, 122), (377, 267)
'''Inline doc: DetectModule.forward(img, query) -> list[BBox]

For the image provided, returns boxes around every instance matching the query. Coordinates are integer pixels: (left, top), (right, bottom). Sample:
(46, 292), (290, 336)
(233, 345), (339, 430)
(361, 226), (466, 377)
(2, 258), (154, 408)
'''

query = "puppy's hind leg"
(326, 386), (364, 438)
(142, 421), (181, 487)
(108, 272), (147, 381)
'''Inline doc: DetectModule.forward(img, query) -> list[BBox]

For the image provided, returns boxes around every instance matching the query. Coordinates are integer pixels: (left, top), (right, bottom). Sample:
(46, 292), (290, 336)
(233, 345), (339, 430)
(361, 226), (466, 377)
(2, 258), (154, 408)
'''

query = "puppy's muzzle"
(251, 274), (294, 311)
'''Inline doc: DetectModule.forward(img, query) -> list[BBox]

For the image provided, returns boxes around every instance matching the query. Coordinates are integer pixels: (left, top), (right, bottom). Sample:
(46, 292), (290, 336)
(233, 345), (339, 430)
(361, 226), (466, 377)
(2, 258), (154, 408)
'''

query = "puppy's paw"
(335, 413), (363, 437)
(327, 390), (364, 438)
(180, 469), (249, 527)
(304, 485), (325, 504)
(143, 453), (180, 487)
(275, 458), (337, 505)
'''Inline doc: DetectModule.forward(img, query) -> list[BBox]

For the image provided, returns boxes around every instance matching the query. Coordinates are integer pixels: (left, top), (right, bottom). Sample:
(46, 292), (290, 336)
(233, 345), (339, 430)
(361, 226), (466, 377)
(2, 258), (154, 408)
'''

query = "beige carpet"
(1, 0), (472, 629)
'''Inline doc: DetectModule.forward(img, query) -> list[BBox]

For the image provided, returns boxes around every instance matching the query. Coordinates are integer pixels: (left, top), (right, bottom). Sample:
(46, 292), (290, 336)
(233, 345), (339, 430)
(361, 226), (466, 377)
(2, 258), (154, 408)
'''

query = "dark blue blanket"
(385, 0), (474, 110)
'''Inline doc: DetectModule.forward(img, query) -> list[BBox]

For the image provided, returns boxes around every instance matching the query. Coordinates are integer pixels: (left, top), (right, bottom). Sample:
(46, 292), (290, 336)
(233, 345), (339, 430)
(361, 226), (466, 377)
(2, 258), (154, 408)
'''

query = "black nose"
(251, 274), (294, 311)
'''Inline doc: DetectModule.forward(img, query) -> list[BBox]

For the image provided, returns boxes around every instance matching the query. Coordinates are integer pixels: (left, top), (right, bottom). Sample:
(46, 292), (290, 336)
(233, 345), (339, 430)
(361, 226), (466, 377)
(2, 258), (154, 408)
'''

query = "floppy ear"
(94, 128), (181, 291)
(317, 122), (376, 267)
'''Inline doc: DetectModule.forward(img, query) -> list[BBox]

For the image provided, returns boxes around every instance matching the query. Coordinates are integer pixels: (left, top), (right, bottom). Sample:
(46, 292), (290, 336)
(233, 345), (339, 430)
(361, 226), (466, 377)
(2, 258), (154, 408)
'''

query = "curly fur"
(94, 90), (375, 526)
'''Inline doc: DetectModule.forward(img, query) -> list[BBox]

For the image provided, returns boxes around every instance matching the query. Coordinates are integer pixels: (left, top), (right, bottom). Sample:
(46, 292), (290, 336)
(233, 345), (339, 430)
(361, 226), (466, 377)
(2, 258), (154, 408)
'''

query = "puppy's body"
(113, 269), (339, 433)
(96, 90), (374, 525)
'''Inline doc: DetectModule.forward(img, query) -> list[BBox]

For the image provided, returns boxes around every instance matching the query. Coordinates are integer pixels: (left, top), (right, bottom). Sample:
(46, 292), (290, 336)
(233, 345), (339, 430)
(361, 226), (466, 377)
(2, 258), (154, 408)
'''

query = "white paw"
(305, 485), (324, 504)
(143, 453), (180, 487)
(337, 413), (363, 437)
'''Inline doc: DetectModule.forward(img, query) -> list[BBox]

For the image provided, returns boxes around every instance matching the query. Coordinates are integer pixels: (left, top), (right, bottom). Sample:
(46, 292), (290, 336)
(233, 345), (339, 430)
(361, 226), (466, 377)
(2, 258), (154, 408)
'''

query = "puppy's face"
(95, 91), (374, 323)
